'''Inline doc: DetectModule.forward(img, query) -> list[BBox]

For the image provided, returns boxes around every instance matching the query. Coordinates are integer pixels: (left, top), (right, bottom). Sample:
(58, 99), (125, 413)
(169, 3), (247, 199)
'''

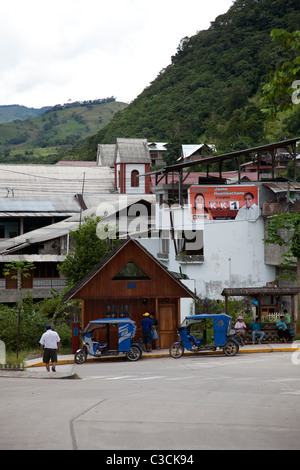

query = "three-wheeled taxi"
(169, 313), (242, 358)
(75, 318), (142, 363)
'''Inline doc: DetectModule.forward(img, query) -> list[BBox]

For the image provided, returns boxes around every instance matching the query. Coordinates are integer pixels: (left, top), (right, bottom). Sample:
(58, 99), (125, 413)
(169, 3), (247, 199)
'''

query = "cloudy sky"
(0, 0), (233, 109)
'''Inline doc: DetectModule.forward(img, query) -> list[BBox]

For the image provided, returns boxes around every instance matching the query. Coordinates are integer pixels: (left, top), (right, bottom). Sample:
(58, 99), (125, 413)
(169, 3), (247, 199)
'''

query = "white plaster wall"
(179, 219), (275, 299)
(180, 279), (196, 322)
(126, 164), (146, 194)
(140, 217), (276, 301)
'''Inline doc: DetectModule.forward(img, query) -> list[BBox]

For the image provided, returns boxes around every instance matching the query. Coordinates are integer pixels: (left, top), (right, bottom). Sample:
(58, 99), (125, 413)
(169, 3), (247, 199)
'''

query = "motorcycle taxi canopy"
(82, 318), (137, 352)
(179, 314), (232, 348)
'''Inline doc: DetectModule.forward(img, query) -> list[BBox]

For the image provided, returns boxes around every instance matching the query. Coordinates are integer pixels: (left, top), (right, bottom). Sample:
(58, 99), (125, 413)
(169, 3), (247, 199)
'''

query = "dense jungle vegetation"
(81, 0), (300, 163)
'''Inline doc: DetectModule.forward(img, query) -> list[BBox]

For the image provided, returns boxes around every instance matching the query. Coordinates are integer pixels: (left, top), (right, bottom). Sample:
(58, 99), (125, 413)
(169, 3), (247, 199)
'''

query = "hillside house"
(178, 144), (216, 162)
(148, 142), (167, 166)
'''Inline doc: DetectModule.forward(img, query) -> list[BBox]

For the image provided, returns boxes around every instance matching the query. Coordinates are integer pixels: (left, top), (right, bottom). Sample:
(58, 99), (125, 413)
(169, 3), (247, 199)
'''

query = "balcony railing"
(0, 278), (67, 290)
(33, 279), (66, 288)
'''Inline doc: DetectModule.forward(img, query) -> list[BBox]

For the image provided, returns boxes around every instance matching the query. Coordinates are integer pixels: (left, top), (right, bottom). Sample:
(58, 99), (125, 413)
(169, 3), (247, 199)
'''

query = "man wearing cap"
(39, 325), (61, 372)
(141, 313), (154, 352)
(234, 316), (247, 343)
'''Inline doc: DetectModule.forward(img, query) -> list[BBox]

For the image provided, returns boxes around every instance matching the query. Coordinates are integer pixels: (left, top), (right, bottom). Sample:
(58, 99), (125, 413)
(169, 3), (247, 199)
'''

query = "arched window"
(131, 170), (139, 187)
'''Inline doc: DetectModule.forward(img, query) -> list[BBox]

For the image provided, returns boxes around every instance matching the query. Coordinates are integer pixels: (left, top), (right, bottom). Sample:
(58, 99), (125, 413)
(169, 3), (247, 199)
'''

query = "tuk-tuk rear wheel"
(126, 345), (142, 361)
(169, 343), (184, 358)
(74, 349), (87, 364)
(223, 340), (239, 356)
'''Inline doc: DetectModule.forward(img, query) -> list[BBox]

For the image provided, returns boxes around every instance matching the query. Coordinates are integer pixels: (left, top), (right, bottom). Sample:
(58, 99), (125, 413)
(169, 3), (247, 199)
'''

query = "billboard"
(188, 185), (259, 221)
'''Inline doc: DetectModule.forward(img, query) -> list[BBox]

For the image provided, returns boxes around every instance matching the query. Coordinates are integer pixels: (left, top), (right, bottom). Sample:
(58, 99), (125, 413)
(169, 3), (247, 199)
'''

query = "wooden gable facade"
(63, 238), (198, 349)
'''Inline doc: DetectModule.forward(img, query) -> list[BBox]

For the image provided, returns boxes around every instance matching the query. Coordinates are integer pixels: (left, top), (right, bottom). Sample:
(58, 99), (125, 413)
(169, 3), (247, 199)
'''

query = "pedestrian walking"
(39, 324), (61, 372)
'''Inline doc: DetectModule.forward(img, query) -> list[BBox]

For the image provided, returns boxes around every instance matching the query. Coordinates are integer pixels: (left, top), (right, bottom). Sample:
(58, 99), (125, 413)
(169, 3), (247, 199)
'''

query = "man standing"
(250, 317), (265, 344)
(149, 312), (160, 350)
(39, 324), (61, 372)
(141, 313), (153, 352)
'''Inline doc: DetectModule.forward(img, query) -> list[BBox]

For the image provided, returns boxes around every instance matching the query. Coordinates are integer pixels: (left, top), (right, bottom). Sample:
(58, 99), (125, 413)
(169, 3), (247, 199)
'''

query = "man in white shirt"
(234, 315), (247, 344)
(235, 192), (259, 221)
(39, 325), (61, 372)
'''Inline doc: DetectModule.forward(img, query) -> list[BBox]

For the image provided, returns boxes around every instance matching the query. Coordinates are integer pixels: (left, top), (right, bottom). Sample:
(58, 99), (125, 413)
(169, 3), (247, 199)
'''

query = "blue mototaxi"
(75, 318), (143, 363)
(169, 313), (241, 357)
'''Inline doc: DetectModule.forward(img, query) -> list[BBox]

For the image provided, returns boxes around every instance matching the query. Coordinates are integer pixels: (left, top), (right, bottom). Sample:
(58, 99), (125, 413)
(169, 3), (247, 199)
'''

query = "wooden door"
(5, 273), (17, 289)
(158, 303), (178, 349)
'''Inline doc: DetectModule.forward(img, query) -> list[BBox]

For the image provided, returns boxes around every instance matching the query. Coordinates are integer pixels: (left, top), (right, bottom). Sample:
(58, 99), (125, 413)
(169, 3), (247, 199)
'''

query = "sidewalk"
(0, 342), (299, 379)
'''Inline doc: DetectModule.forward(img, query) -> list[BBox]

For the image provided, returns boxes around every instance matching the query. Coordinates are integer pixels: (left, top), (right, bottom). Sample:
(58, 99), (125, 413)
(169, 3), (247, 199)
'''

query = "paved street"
(0, 352), (300, 450)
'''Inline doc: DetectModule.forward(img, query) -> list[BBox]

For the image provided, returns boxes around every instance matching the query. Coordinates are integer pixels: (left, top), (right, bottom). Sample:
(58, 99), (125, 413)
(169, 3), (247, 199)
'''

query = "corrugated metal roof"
(0, 164), (115, 198)
(263, 182), (300, 192)
(0, 195), (155, 254)
(97, 144), (116, 167)
(116, 138), (151, 163)
(0, 254), (66, 262)
(0, 212), (77, 217)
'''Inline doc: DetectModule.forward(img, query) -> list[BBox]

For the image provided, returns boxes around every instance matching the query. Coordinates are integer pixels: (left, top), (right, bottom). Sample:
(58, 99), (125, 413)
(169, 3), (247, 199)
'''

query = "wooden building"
(63, 238), (198, 349)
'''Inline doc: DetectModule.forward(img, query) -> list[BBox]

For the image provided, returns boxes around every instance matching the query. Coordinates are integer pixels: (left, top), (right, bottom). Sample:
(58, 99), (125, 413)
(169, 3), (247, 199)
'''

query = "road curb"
(22, 344), (299, 369)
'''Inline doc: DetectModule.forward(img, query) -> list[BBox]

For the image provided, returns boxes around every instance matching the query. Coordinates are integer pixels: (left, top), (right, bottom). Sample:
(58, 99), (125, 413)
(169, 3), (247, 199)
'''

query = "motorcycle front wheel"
(74, 349), (87, 364)
(223, 340), (239, 356)
(169, 343), (184, 358)
(126, 345), (142, 361)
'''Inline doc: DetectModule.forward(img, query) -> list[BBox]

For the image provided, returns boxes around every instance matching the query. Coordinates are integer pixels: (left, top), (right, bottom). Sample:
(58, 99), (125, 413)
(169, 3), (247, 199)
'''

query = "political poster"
(188, 185), (259, 221)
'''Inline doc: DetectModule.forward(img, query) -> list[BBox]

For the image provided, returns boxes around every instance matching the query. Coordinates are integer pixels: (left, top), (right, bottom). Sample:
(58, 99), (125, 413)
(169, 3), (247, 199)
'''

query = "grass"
(1, 347), (72, 368)
(0, 101), (127, 153)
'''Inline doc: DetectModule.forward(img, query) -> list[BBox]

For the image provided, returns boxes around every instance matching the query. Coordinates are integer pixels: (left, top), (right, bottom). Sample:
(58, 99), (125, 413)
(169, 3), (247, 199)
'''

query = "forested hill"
(0, 105), (50, 124)
(83, 0), (300, 161)
(0, 99), (127, 152)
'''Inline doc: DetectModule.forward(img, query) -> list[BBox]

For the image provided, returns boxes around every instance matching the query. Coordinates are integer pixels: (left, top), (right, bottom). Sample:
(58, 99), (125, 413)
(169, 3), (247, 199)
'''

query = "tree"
(261, 29), (300, 117)
(59, 215), (119, 287)
(264, 213), (300, 329)
(3, 261), (35, 357)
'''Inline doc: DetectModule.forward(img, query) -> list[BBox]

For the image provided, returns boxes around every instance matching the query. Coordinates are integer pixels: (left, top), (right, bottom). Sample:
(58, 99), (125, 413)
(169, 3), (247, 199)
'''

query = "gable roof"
(116, 138), (151, 164)
(62, 238), (198, 302)
(97, 144), (116, 167)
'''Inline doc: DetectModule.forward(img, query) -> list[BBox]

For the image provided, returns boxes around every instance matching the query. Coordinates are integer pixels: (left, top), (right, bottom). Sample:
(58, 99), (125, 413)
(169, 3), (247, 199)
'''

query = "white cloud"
(0, 0), (233, 108)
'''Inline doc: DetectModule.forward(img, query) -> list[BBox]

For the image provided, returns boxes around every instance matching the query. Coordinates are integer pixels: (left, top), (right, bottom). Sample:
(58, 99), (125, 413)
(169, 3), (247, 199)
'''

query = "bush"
(0, 298), (72, 352)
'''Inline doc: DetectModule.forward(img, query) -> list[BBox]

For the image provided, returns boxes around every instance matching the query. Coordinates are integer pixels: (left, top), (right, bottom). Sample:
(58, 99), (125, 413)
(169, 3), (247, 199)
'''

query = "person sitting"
(250, 317), (265, 344)
(234, 316), (247, 343)
(276, 316), (291, 343)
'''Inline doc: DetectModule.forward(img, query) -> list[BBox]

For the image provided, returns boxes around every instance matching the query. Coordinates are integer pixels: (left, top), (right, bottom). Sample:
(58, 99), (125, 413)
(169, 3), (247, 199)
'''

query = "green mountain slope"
(83, 0), (300, 161)
(0, 105), (50, 124)
(0, 100), (127, 152)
